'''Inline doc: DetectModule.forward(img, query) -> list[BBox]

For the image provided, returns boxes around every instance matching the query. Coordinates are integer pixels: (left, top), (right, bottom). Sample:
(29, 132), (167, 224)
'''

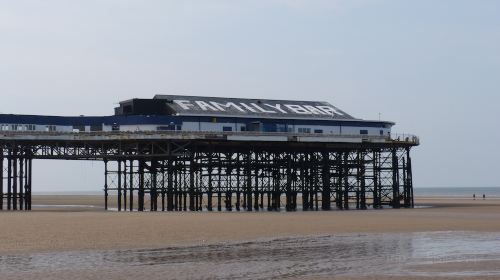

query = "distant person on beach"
(483, 194), (486, 200)
(473, 194), (476, 200)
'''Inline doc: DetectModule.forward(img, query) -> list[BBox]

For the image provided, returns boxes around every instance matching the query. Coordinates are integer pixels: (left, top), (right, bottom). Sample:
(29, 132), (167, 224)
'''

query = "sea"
(414, 186), (500, 198)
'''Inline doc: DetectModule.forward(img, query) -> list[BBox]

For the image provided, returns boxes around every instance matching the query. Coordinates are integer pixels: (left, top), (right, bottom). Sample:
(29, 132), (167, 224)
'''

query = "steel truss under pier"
(0, 133), (416, 212)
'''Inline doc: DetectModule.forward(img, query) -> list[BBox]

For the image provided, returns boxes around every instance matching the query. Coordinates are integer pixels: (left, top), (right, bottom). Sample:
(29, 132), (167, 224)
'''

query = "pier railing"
(0, 130), (419, 145)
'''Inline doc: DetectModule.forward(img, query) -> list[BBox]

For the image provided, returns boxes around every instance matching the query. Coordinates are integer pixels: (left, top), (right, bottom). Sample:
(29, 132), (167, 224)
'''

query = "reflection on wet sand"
(1, 232), (500, 280)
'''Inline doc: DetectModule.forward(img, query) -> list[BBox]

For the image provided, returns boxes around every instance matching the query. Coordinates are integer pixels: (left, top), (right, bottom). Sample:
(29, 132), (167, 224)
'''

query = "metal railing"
(389, 133), (420, 145)
(0, 129), (420, 145)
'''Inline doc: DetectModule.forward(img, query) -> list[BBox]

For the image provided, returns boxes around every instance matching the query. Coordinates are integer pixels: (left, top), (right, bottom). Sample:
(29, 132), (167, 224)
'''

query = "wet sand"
(1, 196), (500, 280)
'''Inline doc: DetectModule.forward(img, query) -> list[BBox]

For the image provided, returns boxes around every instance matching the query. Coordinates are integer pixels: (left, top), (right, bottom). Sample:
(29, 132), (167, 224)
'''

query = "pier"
(0, 130), (418, 211)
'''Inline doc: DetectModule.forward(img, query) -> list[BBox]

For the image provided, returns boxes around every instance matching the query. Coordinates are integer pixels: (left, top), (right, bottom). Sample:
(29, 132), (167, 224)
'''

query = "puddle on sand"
(1, 231), (500, 279)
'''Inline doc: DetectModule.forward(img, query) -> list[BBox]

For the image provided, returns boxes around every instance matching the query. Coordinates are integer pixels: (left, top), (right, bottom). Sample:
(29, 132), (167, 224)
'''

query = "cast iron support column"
(129, 160), (134, 211)
(360, 152), (367, 210)
(246, 152), (252, 211)
(104, 160), (109, 210)
(207, 154), (213, 211)
(406, 148), (414, 208)
(254, 153), (260, 211)
(392, 149), (400, 209)
(236, 154), (241, 211)
(321, 152), (330, 210)
(286, 153), (292, 211)
(189, 154), (195, 211)
(343, 152), (349, 210)
(373, 151), (380, 209)
(402, 157), (409, 208)
(167, 158), (174, 211)
(7, 150), (12, 210)
(117, 160), (122, 212)
(123, 160), (128, 211)
(138, 160), (145, 211)
(19, 154), (24, 211)
(28, 158), (32, 210)
(0, 151), (3, 210)
(152, 160), (158, 211)
(13, 150), (17, 210)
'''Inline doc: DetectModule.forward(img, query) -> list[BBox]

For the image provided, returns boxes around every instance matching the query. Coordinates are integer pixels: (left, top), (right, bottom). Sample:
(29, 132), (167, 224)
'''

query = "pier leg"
(207, 155), (213, 211)
(118, 160), (122, 211)
(104, 160), (108, 211)
(246, 152), (252, 211)
(406, 148), (414, 208)
(13, 152), (17, 210)
(123, 161), (127, 211)
(0, 152), (3, 210)
(129, 160), (134, 212)
(27, 158), (32, 210)
(392, 149), (400, 209)
(19, 155), (24, 210)
(7, 150), (11, 210)
(360, 153), (367, 210)
(167, 158), (174, 211)
(373, 151), (380, 209)
(189, 155), (195, 211)
(321, 152), (331, 210)
(254, 154), (260, 211)
(138, 160), (145, 211)
(343, 152), (349, 210)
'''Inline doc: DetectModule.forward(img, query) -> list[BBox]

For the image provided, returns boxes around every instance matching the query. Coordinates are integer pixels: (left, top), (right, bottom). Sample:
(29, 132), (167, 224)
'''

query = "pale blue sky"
(0, 0), (499, 190)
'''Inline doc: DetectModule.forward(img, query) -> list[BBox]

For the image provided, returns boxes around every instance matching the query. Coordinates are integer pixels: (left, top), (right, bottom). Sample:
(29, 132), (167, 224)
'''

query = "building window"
(380, 130), (383, 135)
(26, 124), (35, 131)
(112, 123), (120, 131)
(223, 126), (233, 132)
(157, 125), (175, 131)
(314, 129), (323, 134)
(298, 128), (311, 133)
(46, 125), (56, 132)
(276, 124), (287, 132)
(240, 126), (246, 132)
(73, 125), (85, 132)
(360, 130), (368, 135)
(90, 125), (103, 132)
(211, 117), (217, 123)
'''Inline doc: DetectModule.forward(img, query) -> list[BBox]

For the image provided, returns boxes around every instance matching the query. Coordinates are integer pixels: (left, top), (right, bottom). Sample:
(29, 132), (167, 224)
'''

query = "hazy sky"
(1, 0), (499, 191)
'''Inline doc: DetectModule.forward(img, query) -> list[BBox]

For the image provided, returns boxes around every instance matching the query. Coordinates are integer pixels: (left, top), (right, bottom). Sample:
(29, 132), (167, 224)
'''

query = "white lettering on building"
(173, 100), (194, 110)
(172, 100), (348, 117)
(251, 103), (276, 113)
(239, 103), (258, 113)
(316, 105), (345, 116)
(284, 104), (311, 114)
(303, 105), (328, 115)
(264, 103), (287, 114)
(209, 102), (245, 112)
(195, 101), (219, 111)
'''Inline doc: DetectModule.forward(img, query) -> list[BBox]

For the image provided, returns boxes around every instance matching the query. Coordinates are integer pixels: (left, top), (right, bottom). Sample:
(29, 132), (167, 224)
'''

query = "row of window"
(0, 123), (385, 135)
(1, 124), (54, 131)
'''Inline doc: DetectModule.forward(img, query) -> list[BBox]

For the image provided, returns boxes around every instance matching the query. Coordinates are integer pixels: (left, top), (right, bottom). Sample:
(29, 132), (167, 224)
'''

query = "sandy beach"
(1, 196), (500, 280)
(0, 196), (497, 254)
